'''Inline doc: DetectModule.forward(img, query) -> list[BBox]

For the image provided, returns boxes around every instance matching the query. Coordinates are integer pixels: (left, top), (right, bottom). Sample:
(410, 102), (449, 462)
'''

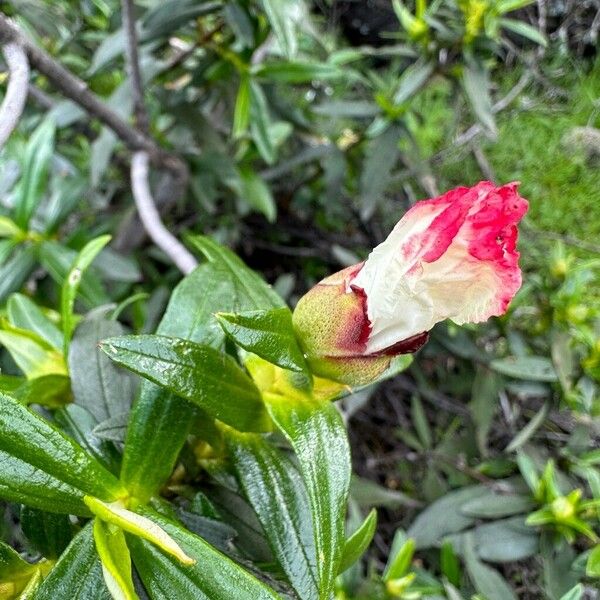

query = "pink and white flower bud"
(293, 181), (529, 386)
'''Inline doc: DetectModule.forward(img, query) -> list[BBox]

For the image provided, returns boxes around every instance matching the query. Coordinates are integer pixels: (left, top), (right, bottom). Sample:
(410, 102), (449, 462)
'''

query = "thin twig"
(120, 0), (149, 134)
(0, 42), (29, 149)
(26, 83), (52, 109)
(0, 14), (177, 169)
(131, 151), (198, 274)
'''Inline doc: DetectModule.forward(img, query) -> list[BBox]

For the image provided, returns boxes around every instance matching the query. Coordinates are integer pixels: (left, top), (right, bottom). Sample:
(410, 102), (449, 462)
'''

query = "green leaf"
(35, 524), (111, 600)
(7, 293), (63, 350)
(224, 2), (255, 48)
(69, 312), (134, 424)
(119, 263), (237, 502)
(129, 507), (281, 599)
(461, 494), (535, 518)
(93, 519), (138, 600)
(440, 541), (461, 587)
(505, 402), (550, 452)
(254, 61), (345, 84)
(496, 0), (536, 13)
(446, 517), (538, 563)
(463, 534), (517, 600)
(338, 509), (377, 574)
(188, 236), (285, 311)
(20, 507), (73, 559)
(216, 308), (308, 373)
(40, 241), (108, 309)
(499, 18), (547, 46)
(142, 0), (222, 39)
(350, 475), (419, 509)
(411, 395), (432, 449)
(120, 384), (193, 504)
(0, 323), (66, 379)
(490, 356), (558, 382)
(120, 241), (284, 503)
(0, 392), (124, 513)
(559, 585), (584, 600)
(407, 485), (490, 548)
(249, 81), (277, 164)
(359, 124), (402, 220)
(384, 537), (415, 581)
(0, 245), (37, 303)
(393, 60), (434, 106)
(469, 367), (501, 455)
(61, 235), (111, 355)
(0, 539), (36, 590)
(232, 166), (276, 222)
(0, 215), (22, 238)
(516, 451), (540, 494)
(462, 60), (497, 136)
(14, 118), (56, 228)
(102, 334), (270, 432)
(228, 432), (318, 600)
(85, 496), (194, 566)
(233, 76), (251, 138)
(587, 544), (600, 577)
(265, 394), (351, 599)
(261, 0), (297, 58)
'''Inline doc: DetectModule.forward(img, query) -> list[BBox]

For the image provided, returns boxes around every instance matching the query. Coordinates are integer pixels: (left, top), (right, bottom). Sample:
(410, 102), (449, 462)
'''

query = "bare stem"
(0, 14), (176, 167)
(131, 151), (198, 274)
(120, 0), (149, 134)
(0, 41), (29, 149)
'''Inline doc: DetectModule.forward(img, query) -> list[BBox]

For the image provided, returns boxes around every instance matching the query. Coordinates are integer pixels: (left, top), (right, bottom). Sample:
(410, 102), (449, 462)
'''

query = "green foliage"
(0, 0), (597, 598)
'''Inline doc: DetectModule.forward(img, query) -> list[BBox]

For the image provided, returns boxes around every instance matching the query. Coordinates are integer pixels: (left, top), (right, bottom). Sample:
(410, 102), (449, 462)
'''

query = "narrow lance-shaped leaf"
(20, 506), (73, 559)
(264, 394), (351, 599)
(7, 293), (63, 350)
(338, 509), (377, 574)
(129, 506), (282, 600)
(0, 245), (37, 305)
(93, 518), (138, 600)
(463, 533), (517, 600)
(0, 322), (66, 379)
(249, 80), (276, 165)
(233, 76), (251, 139)
(84, 496), (194, 566)
(216, 307), (308, 373)
(462, 60), (497, 137)
(69, 312), (134, 424)
(0, 392), (124, 514)
(227, 431), (318, 600)
(61, 235), (111, 355)
(14, 118), (56, 228)
(187, 235), (285, 311)
(261, 0), (297, 58)
(35, 524), (111, 600)
(0, 539), (37, 596)
(101, 334), (271, 433)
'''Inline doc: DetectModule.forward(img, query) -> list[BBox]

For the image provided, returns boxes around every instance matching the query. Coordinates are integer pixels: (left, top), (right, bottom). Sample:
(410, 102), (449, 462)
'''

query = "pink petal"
(351, 181), (528, 354)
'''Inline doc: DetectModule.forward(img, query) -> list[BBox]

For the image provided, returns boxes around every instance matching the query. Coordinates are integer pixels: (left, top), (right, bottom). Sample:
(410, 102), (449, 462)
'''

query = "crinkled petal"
(352, 181), (528, 354)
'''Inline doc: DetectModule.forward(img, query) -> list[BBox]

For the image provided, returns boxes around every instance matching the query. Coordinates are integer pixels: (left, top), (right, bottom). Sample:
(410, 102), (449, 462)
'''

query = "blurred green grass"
(415, 59), (600, 241)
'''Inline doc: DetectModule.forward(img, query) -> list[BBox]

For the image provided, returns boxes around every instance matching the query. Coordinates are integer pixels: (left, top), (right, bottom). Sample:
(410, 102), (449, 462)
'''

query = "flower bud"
(293, 181), (529, 386)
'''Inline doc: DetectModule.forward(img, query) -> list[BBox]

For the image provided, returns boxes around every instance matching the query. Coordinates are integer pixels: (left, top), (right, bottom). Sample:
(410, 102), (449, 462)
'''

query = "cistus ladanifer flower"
(293, 181), (529, 386)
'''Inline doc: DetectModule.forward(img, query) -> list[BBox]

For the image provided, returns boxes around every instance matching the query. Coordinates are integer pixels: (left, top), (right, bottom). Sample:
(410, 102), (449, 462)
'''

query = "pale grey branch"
(130, 151), (197, 275)
(0, 41), (29, 149)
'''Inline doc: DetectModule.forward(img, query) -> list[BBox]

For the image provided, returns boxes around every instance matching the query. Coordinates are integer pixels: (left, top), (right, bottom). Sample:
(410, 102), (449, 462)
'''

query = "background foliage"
(0, 0), (598, 598)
